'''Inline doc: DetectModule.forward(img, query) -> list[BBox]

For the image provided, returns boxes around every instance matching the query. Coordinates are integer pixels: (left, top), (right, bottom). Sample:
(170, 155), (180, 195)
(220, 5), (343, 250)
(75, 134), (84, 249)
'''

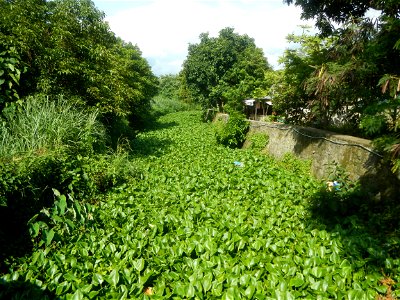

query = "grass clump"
(0, 95), (105, 158)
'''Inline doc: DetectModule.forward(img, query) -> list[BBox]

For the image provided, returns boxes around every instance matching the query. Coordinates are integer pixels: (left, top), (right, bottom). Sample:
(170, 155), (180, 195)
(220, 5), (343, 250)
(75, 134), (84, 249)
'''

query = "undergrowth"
(1, 110), (399, 299)
(0, 95), (138, 275)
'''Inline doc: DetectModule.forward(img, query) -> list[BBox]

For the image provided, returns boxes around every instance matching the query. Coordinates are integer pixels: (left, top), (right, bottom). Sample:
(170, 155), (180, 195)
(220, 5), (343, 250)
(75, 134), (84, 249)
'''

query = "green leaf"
(6, 63), (15, 72)
(71, 289), (84, 300)
(222, 286), (240, 300)
(92, 273), (104, 286)
(310, 267), (326, 278)
(133, 258), (145, 272)
(202, 272), (213, 292)
(45, 228), (55, 246)
(89, 291), (99, 299)
(107, 269), (119, 288)
(30, 222), (40, 238)
(347, 289), (366, 300)
(64, 272), (78, 282)
(289, 276), (304, 287)
(186, 283), (195, 297)
(57, 195), (67, 215)
(244, 285), (255, 298)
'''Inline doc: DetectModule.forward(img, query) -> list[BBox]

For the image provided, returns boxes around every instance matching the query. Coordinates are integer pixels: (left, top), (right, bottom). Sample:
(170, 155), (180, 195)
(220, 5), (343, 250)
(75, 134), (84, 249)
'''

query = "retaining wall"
(242, 119), (400, 201)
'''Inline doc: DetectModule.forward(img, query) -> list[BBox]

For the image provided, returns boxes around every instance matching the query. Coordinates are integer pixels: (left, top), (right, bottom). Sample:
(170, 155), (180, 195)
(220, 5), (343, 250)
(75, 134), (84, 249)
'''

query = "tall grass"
(151, 95), (199, 116)
(0, 95), (105, 158)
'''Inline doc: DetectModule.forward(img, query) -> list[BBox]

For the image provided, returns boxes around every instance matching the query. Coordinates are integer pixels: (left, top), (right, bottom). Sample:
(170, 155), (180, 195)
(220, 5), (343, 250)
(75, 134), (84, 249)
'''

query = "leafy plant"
(214, 112), (250, 148)
(246, 132), (269, 151)
(0, 46), (25, 109)
(1, 111), (399, 299)
(309, 161), (366, 218)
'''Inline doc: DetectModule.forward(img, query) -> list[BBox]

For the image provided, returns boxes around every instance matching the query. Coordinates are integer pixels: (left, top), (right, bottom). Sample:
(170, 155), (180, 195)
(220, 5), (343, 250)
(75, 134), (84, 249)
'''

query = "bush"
(0, 95), (106, 158)
(214, 112), (249, 148)
(0, 95), (136, 230)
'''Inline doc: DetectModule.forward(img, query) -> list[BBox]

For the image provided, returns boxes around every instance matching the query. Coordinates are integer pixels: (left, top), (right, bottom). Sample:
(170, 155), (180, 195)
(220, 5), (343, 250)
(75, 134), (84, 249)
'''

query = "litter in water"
(326, 181), (340, 191)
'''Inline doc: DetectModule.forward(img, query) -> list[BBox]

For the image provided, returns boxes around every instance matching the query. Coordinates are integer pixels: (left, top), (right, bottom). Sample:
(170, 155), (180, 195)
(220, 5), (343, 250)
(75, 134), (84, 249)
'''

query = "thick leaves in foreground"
(1, 111), (399, 299)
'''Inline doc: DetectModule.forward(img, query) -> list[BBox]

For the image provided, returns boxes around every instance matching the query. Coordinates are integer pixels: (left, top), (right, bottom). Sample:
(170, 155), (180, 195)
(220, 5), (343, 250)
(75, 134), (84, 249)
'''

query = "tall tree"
(180, 27), (271, 111)
(0, 0), (158, 121)
(283, 0), (399, 34)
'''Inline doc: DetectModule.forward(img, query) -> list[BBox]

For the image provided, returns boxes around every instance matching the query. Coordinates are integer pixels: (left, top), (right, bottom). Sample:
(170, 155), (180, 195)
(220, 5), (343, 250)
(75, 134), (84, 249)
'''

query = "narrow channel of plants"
(1, 111), (399, 299)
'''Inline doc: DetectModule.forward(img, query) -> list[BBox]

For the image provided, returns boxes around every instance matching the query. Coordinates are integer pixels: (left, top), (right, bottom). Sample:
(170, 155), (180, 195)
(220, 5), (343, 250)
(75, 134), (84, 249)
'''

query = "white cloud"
(96, 0), (313, 75)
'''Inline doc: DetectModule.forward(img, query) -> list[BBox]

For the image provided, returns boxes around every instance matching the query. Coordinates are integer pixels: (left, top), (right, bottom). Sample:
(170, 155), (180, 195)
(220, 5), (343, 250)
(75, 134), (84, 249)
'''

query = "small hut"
(243, 96), (273, 120)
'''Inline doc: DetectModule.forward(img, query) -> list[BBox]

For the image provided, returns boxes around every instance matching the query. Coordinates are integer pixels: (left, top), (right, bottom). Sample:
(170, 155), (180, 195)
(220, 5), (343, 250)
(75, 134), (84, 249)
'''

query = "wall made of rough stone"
(244, 120), (399, 200)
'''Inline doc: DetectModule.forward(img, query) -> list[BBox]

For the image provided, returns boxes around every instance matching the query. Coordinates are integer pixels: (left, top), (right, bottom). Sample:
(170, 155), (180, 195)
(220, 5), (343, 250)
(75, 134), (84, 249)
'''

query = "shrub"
(214, 112), (249, 148)
(0, 95), (128, 231)
(0, 95), (106, 158)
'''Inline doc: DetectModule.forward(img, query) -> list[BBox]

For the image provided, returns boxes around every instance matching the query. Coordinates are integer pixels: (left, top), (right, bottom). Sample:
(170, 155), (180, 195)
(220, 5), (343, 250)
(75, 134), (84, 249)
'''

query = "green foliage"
(151, 95), (199, 117)
(309, 162), (364, 218)
(246, 132), (269, 151)
(283, 0), (398, 34)
(0, 94), (136, 255)
(0, 111), (399, 298)
(214, 112), (250, 148)
(0, 0), (158, 124)
(157, 74), (181, 100)
(0, 95), (105, 158)
(0, 46), (25, 109)
(277, 26), (378, 128)
(282, 1), (400, 172)
(2, 111), (399, 298)
(181, 27), (271, 112)
(359, 114), (388, 137)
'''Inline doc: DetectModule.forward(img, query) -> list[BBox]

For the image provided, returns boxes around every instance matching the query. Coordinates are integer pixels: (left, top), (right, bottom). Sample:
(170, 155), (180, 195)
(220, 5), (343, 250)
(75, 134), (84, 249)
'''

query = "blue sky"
(92, 0), (314, 76)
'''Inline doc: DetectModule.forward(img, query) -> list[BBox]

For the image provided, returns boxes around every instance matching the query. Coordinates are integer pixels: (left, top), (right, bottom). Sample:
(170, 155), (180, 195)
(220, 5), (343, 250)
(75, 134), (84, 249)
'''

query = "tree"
(180, 27), (271, 112)
(277, 22), (390, 129)
(157, 74), (181, 100)
(284, 0), (400, 170)
(276, 29), (328, 125)
(0, 0), (158, 123)
(283, 0), (399, 34)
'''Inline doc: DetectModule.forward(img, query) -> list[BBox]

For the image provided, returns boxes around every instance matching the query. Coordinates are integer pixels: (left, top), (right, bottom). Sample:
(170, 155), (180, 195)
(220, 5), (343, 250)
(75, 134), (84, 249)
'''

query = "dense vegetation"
(180, 27), (271, 112)
(1, 111), (399, 299)
(176, 3), (399, 171)
(0, 1), (158, 295)
(0, 0), (158, 122)
(275, 0), (400, 170)
(0, 0), (399, 298)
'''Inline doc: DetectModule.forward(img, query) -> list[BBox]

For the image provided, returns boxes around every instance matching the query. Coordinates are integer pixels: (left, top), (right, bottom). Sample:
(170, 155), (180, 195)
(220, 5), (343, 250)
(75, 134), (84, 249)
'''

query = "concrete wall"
(243, 119), (400, 200)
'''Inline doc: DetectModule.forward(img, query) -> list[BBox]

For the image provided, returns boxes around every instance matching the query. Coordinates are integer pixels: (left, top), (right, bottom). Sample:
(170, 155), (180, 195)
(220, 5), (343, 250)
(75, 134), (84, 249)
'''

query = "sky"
(92, 0), (315, 76)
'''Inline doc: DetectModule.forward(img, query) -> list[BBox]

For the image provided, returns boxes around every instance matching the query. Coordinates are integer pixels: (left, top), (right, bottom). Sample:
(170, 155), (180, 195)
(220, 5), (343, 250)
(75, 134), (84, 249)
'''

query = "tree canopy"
(0, 0), (158, 121)
(180, 27), (271, 111)
(284, 0), (399, 34)
(281, 0), (400, 171)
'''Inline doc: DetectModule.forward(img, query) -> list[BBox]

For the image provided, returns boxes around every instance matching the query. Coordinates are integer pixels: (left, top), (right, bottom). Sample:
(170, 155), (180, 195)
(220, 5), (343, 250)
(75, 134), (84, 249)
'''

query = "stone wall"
(243, 120), (400, 200)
